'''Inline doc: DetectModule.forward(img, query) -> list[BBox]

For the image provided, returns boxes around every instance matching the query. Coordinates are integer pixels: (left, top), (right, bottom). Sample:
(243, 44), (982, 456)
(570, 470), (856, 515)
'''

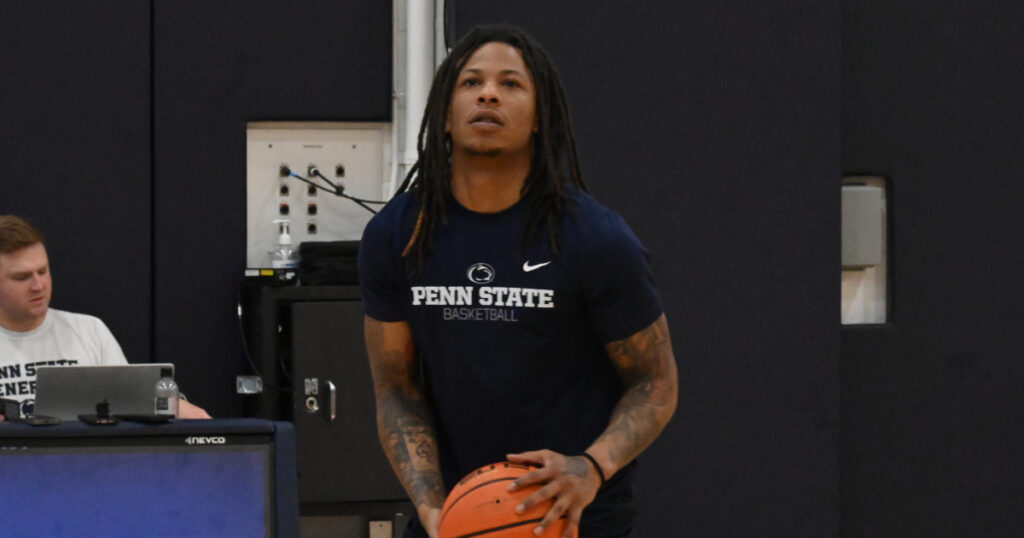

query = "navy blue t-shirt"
(358, 186), (662, 537)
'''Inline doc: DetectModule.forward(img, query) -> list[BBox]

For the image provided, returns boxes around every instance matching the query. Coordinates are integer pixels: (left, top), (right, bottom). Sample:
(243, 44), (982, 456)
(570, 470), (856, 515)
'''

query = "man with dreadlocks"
(359, 25), (677, 538)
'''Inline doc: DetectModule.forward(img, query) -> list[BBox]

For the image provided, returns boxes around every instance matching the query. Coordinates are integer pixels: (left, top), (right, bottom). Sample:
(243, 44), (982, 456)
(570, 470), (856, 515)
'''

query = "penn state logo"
(20, 399), (34, 418)
(467, 263), (495, 284)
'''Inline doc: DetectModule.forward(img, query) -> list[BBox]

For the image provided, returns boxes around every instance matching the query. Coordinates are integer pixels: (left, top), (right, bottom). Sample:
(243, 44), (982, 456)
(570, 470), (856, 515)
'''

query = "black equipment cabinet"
(240, 284), (411, 536)
(290, 300), (407, 503)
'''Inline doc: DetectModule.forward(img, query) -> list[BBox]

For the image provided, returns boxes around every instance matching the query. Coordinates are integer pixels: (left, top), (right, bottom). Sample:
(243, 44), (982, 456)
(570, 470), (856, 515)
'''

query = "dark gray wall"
(17, 1), (1021, 537)
(841, 1), (1024, 536)
(456, 2), (841, 536)
(3, 1), (840, 536)
(0, 1), (152, 361)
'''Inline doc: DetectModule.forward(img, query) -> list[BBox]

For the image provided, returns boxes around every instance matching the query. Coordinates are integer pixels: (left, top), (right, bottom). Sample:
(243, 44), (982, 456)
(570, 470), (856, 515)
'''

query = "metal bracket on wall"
(841, 175), (888, 324)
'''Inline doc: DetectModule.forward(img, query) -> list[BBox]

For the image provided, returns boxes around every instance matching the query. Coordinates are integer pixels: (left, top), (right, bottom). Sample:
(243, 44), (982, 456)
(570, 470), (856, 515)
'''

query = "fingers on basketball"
(438, 461), (577, 538)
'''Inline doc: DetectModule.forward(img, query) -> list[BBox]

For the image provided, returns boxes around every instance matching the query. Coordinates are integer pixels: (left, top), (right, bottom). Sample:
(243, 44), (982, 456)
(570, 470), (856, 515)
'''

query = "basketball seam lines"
(440, 476), (517, 522)
(455, 517), (545, 537)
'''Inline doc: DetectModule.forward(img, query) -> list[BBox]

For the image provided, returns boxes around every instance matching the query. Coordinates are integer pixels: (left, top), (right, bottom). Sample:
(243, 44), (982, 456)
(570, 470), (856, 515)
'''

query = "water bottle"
(154, 367), (179, 417)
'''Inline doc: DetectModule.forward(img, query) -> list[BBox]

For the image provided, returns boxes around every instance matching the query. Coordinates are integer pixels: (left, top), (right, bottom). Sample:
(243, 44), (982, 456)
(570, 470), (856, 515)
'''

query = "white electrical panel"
(246, 121), (392, 269)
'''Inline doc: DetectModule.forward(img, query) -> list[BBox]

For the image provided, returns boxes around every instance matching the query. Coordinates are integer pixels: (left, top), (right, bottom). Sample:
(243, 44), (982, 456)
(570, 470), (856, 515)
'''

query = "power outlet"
(246, 121), (392, 268)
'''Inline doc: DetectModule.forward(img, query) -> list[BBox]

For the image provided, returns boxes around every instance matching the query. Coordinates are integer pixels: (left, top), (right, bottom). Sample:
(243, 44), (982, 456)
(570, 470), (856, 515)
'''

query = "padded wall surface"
(0, 1), (152, 361)
(152, 1), (391, 415)
(457, 3), (841, 536)
(3, 4), (850, 534)
(842, 1), (1024, 535)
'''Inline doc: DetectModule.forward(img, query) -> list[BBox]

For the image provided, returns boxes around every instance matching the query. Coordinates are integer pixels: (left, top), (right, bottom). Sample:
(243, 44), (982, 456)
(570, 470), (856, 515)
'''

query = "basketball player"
(359, 25), (677, 537)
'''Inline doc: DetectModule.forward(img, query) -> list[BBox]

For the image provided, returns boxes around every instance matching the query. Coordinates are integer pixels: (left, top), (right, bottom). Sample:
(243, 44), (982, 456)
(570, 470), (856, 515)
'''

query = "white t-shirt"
(0, 309), (128, 415)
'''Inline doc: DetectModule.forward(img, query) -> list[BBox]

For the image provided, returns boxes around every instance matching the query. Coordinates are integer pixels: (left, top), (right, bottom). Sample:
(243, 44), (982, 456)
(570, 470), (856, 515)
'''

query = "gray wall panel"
(842, 1), (1024, 535)
(0, 1), (152, 363)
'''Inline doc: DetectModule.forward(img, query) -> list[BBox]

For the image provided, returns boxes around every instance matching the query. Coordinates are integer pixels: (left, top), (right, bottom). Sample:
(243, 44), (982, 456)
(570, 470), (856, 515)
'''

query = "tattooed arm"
(365, 316), (444, 537)
(508, 314), (678, 537)
(590, 313), (678, 477)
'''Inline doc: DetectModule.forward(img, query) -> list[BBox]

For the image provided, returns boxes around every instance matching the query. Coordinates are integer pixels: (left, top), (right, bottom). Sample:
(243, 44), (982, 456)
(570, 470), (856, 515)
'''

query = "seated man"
(0, 215), (210, 420)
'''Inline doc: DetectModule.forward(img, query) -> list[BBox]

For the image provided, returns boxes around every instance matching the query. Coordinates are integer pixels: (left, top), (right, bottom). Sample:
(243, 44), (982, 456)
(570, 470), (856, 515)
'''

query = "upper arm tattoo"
(606, 314), (676, 400)
(599, 314), (679, 468)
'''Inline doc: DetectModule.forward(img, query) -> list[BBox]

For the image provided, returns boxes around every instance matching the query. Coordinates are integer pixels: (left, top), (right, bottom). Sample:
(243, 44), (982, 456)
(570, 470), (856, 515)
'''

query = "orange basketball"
(438, 461), (576, 538)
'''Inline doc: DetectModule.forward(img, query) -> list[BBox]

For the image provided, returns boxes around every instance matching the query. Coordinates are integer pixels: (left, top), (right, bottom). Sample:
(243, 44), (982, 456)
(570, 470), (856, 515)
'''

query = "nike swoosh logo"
(522, 261), (551, 272)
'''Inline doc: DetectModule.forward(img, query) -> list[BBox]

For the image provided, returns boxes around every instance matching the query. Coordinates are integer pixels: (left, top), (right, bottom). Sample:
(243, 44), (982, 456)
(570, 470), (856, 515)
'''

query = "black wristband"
(580, 452), (606, 487)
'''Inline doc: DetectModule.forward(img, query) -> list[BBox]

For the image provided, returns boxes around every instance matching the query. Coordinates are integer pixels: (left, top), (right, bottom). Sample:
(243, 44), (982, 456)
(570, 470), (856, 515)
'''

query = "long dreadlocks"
(396, 24), (587, 269)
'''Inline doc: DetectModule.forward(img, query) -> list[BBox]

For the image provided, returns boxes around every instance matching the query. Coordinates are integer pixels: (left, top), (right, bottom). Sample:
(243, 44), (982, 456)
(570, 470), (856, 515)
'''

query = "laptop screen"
(33, 364), (174, 420)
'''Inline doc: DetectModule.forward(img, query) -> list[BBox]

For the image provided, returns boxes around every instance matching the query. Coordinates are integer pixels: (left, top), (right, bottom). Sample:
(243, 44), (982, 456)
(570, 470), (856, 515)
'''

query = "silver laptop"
(34, 364), (174, 420)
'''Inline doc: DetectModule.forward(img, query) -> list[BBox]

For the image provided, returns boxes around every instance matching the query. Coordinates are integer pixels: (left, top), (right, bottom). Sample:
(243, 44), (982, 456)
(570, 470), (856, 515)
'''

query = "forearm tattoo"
(566, 455), (591, 479)
(600, 314), (678, 472)
(367, 322), (445, 510)
(377, 389), (445, 509)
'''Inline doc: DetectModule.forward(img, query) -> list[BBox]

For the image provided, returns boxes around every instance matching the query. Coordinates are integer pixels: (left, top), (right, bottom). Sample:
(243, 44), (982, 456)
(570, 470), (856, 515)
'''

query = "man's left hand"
(178, 399), (212, 419)
(505, 449), (601, 538)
